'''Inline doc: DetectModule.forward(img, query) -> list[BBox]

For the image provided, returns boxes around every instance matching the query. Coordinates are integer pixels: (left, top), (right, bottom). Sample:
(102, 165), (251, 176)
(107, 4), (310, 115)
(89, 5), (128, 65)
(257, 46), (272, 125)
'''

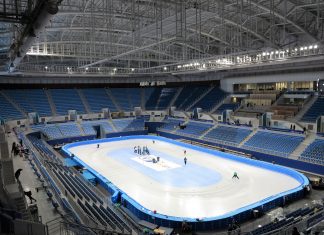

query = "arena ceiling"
(0, 0), (323, 75)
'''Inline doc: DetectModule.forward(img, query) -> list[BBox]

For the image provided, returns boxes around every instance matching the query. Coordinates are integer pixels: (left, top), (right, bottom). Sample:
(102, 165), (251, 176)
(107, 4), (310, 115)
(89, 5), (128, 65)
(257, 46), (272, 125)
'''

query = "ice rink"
(65, 136), (303, 220)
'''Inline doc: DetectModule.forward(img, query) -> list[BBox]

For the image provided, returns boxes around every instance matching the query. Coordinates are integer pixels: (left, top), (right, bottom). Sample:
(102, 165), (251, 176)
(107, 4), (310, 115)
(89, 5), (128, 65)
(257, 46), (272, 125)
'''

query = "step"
(185, 86), (214, 111)
(77, 89), (91, 113)
(290, 133), (316, 159)
(44, 89), (57, 116)
(167, 87), (184, 109)
(105, 88), (122, 112)
(238, 128), (258, 147)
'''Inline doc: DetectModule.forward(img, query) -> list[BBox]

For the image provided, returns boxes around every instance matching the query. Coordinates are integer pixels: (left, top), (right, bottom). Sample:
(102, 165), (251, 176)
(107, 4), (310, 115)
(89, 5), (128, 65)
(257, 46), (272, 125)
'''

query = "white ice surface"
(67, 138), (301, 219)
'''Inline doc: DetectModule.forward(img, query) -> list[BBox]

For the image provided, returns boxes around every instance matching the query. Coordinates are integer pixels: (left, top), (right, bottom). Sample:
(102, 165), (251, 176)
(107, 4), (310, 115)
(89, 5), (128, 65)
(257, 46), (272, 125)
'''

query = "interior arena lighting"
(294, 48), (298, 51)
(113, 68), (117, 71)
(300, 47), (304, 51)
(97, 68), (100, 71)
(163, 67), (167, 71)
(85, 67), (89, 71)
(275, 51), (279, 54)
(177, 65), (181, 69)
(304, 47), (308, 50)
(314, 44), (318, 49)
(262, 52), (266, 56)
(45, 66), (48, 69)
(131, 68), (135, 72)
(309, 46), (313, 50)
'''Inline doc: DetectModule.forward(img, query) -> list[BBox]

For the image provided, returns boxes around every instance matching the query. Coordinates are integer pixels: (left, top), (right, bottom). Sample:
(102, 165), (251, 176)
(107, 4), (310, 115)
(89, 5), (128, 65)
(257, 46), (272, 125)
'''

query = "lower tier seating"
(204, 126), (252, 145)
(299, 139), (324, 165)
(244, 131), (304, 156)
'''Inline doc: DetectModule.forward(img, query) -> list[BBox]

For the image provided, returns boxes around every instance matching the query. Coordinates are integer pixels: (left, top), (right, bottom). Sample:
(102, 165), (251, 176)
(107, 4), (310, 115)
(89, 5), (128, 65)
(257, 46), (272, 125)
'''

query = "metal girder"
(248, 0), (318, 41)
(28, 40), (179, 60)
(79, 37), (177, 68)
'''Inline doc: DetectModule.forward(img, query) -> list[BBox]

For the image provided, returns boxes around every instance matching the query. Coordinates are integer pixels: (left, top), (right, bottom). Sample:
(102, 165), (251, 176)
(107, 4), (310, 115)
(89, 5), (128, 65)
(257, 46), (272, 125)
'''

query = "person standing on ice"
(97, 144), (100, 148)
(184, 157), (187, 165)
(232, 172), (239, 179)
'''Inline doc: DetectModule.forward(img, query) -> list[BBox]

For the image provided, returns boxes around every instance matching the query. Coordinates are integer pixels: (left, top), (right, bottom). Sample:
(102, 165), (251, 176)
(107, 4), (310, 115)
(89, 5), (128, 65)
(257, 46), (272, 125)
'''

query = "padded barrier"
(62, 135), (309, 230)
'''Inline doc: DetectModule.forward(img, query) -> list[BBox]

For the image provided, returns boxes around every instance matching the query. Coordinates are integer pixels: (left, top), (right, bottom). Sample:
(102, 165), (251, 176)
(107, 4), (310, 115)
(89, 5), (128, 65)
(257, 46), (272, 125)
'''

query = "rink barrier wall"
(62, 135), (309, 230)
(46, 130), (148, 145)
(157, 131), (324, 176)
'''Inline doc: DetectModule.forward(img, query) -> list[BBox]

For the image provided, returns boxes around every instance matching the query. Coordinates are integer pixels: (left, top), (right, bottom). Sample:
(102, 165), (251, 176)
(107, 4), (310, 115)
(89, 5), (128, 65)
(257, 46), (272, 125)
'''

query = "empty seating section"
(145, 87), (163, 110)
(215, 103), (240, 113)
(204, 126), (252, 145)
(41, 125), (63, 139)
(3, 89), (52, 116)
(46, 161), (131, 233)
(301, 97), (324, 122)
(143, 88), (154, 107)
(57, 123), (83, 137)
(28, 135), (61, 163)
(81, 122), (97, 135)
(244, 131), (304, 156)
(112, 118), (145, 131)
(82, 120), (114, 133)
(176, 121), (213, 137)
(191, 87), (227, 111)
(174, 86), (209, 110)
(51, 89), (85, 115)
(127, 88), (142, 108)
(82, 88), (117, 112)
(50, 89), (85, 115)
(160, 118), (185, 131)
(110, 88), (132, 111)
(300, 139), (324, 165)
(0, 93), (23, 120)
(155, 88), (178, 109)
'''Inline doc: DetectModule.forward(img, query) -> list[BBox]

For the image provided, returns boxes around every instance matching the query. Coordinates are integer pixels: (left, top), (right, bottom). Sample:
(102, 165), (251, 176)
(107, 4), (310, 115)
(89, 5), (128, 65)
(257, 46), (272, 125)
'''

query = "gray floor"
(8, 131), (62, 225)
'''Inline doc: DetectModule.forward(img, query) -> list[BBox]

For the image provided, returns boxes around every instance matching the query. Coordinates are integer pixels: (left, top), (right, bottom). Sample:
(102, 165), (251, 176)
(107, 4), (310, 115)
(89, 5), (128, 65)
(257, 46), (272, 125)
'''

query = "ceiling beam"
(79, 37), (177, 68)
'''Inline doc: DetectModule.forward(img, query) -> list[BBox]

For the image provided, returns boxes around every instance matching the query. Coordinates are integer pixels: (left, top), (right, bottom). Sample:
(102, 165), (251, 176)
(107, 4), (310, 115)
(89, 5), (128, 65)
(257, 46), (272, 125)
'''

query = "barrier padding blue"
(62, 135), (309, 230)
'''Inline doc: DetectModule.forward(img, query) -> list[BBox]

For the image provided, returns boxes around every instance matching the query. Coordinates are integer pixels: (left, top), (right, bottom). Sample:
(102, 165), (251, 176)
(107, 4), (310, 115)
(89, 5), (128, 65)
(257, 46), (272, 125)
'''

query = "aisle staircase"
(167, 87), (183, 109)
(185, 86), (214, 111)
(294, 94), (318, 121)
(44, 90), (57, 116)
(77, 89), (91, 113)
(290, 133), (316, 159)
(140, 89), (145, 109)
(105, 88), (122, 112)
(238, 128), (258, 147)
(0, 91), (26, 117)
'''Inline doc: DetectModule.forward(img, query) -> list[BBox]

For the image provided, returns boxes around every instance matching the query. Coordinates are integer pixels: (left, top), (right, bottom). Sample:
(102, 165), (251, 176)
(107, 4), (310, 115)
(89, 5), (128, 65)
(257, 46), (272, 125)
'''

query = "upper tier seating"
(57, 123), (83, 137)
(145, 87), (163, 110)
(176, 121), (213, 137)
(3, 89), (52, 116)
(215, 103), (240, 114)
(82, 88), (117, 112)
(301, 97), (324, 122)
(191, 87), (227, 111)
(244, 131), (304, 156)
(0, 93), (23, 120)
(155, 87), (178, 109)
(112, 118), (145, 132)
(204, 126), (252, 145)
(127, 88), (142, 109)
(173, 85), (209, 110)
(300, 139), (324, 165)
(111, 88), (142, 111)
(51, 89), (85, 115)
(159, 118), (185, 131)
